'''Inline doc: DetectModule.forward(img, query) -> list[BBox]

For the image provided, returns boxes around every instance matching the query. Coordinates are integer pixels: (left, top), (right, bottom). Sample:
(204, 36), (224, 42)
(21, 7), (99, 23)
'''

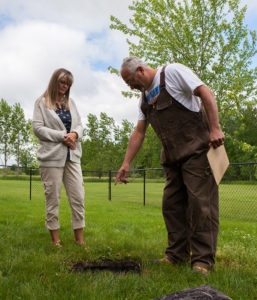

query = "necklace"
(56, 95), (66, 108)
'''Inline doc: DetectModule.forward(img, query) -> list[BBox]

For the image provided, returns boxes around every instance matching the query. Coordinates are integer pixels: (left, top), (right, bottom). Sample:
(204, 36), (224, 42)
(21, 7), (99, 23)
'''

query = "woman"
(32, 68), (85, 247)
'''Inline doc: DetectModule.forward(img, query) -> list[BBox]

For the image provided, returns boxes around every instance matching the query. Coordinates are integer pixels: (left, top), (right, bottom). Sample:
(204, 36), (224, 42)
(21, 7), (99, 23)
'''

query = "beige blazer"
(32, 97), (83, 167)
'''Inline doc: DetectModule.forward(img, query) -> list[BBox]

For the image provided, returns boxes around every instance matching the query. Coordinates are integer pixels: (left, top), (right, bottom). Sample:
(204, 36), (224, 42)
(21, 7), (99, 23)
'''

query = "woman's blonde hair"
(43, 68), (74, 110)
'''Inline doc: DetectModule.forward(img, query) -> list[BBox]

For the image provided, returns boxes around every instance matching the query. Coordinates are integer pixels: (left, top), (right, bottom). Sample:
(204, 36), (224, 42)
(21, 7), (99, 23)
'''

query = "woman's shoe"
(52, 240), (62, 248)
(75, 240), (86, 246)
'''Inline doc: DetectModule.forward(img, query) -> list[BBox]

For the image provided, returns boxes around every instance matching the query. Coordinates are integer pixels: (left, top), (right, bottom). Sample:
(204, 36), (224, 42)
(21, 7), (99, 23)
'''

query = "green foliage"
(10, 103), (31, 172)
(81, 113), (135, 174)
(225, 134), (257, 163)
(0, 99), (13, 167)
(110, 0), (257, 109)
(224, 134), (257, 180)
(81, 112), (164, 173)
(0, 99), (36, 171)
(110, 0), (257, 160)
(133, 126), (162, 170)
(17, 119), (39, 170)
(236, 102), (257, 146)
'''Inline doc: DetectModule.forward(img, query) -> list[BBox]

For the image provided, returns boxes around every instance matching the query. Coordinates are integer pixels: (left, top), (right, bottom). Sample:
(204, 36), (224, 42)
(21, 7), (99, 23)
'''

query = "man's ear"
(137, 66), (144, 73)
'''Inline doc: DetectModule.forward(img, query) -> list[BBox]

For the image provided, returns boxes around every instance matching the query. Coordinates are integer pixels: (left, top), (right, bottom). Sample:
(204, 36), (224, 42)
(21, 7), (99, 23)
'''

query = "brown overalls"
(141, 66), (219, 270)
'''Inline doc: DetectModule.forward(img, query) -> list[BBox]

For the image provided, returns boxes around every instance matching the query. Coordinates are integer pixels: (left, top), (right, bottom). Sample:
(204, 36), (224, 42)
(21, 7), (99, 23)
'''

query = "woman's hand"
(63, 132), (77, 150)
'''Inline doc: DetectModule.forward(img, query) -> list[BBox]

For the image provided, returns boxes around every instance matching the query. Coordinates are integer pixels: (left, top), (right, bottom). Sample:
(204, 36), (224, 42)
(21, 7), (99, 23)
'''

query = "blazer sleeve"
(32, 99), (66, 142)
(70, 99), (83, 139)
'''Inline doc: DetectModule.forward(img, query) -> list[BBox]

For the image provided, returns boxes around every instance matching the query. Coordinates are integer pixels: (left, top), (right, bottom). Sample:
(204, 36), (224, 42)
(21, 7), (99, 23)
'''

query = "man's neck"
(145, 68), (158, 90)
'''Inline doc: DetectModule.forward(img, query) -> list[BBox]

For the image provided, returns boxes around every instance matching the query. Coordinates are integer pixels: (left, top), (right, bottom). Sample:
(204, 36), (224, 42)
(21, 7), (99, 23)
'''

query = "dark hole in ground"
(70, 259), (141, 274)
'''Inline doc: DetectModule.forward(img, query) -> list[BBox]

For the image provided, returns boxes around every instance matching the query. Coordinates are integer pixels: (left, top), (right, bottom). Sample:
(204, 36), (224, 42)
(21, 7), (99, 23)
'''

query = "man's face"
(121, 67), (144, 91)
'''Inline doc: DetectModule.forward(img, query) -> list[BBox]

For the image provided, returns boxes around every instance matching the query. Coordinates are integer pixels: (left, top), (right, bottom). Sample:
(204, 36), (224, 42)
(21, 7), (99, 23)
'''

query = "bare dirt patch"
(69, 259), (141, 274)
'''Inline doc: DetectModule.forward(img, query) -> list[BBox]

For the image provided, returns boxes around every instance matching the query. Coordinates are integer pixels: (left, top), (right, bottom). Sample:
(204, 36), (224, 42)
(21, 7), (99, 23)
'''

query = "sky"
(0, 0), (257, 129)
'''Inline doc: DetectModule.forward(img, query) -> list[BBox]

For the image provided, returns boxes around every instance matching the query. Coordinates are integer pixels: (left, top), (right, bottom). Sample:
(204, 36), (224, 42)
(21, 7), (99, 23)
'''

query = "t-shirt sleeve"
(166, 64), (204, 94)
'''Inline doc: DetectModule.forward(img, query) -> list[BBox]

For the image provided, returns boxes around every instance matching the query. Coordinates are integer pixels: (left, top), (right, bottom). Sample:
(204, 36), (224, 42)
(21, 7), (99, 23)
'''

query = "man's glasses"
(126, 69), (138, 86)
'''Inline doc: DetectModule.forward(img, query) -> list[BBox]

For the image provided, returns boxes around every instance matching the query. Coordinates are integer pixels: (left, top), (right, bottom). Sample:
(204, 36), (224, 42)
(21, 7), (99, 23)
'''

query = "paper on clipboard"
(207, 145), (229, 185)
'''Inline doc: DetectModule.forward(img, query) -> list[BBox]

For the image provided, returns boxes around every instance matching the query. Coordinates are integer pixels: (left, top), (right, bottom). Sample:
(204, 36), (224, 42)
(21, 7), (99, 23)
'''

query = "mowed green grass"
(0, 180), (256, 300)
(111, 180), (257, 221)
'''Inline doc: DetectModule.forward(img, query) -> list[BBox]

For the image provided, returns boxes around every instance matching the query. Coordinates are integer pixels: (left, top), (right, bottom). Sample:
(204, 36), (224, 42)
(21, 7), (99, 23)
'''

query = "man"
(115, 56), (225, 275)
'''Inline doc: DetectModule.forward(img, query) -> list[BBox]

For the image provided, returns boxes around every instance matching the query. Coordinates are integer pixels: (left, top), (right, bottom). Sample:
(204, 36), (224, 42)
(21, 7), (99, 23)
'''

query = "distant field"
(1, 178), (256, 221)
(0, 180), (256, 299)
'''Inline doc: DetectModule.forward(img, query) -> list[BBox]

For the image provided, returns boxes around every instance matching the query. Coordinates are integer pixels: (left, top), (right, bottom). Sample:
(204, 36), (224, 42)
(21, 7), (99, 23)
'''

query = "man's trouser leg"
(162, 163), (190, 264)
(182, 152), (219, 270)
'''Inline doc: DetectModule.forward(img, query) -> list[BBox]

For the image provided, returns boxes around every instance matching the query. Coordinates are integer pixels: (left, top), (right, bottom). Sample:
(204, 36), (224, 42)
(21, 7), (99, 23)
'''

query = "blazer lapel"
(41, 97), (66, 130)
(49, 109), (66, 130)
(70, 101), (75, 130)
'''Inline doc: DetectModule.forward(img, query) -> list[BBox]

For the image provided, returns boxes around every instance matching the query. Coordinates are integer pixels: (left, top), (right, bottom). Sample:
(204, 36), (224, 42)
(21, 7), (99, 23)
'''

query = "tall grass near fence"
(0, 180), (256, 300)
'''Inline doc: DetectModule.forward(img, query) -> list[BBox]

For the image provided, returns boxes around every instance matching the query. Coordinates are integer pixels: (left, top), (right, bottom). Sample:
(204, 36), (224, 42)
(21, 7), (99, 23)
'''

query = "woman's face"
(58, 77), (70, 97)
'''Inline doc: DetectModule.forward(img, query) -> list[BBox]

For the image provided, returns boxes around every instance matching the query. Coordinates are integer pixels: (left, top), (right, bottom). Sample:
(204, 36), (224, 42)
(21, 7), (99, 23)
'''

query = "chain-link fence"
(0, 163), (256, 221)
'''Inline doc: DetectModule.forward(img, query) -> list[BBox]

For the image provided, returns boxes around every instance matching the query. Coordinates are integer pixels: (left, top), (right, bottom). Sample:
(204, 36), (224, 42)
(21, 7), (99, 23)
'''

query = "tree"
(81, 113), (135, 174)
(0, 100), (37, 173)
(133, 126), (161, 169)
(110, 0), (257, 110)
(10, 103), (31, 174)
(0, 99), (13, 170)
(82, 113), (101, 174)
(19, 122), (39, 172)
(110, 0), (257, 162)
(113, 119), (135, 167)
(82, 113), (117, 176)
(224, 133), (257, 180)
(236, 102), (257, 146)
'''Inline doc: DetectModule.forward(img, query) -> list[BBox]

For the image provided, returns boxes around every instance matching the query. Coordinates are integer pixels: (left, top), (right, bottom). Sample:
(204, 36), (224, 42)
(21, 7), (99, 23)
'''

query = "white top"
(138, 63), (204, 120)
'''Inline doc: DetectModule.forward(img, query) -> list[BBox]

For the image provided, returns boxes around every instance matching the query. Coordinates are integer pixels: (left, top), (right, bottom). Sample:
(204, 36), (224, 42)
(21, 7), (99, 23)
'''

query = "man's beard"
(133, 84), (144, 92)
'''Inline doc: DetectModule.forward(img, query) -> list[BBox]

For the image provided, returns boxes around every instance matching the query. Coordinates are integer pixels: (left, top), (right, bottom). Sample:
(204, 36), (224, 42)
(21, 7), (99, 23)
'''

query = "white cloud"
(0, 16), (138, 125)
(242, 0), (257, 11)
(0, 21), (87, 106)
(0, 0), (256, 130)
(73, 71), (139, 126)
(0, 0), (133, 32)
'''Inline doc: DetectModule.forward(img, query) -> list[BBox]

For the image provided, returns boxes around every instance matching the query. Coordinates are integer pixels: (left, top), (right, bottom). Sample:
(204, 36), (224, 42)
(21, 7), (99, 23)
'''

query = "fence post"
(29, 168), (32, 200)
(108, 170), (112, 201)
(143, 170), (146, 206)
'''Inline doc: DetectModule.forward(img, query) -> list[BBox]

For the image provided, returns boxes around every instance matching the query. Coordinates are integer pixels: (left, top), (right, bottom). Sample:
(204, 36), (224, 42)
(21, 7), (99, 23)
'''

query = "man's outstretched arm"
(115, 120), (148, 184)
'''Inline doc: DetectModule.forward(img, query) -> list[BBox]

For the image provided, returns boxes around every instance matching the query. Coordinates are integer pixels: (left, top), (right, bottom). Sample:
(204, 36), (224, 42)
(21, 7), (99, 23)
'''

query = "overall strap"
(160, 65), (167, 89)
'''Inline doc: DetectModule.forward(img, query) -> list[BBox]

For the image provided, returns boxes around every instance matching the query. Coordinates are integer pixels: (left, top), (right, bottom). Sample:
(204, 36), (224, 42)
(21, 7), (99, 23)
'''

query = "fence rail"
(0, 162), (256, 221)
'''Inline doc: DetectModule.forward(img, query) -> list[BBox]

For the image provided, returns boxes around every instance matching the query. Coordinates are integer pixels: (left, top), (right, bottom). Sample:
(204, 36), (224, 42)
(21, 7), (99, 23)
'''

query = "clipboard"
(207, 145), (229, 185)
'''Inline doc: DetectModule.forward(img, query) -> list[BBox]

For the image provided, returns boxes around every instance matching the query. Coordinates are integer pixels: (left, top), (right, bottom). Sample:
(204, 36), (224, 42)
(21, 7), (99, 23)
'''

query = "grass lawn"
(0, 180), (256, 300)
